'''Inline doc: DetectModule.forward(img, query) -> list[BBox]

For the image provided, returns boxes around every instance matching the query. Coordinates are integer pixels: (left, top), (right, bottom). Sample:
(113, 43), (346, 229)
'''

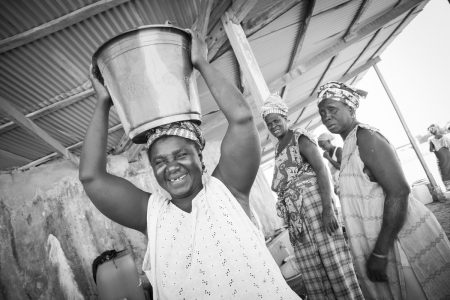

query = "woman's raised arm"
(79, 67), (149, 233)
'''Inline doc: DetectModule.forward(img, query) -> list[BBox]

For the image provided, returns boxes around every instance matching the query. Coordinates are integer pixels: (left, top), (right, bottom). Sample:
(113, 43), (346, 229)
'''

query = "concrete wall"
(0, 144), (282, 299)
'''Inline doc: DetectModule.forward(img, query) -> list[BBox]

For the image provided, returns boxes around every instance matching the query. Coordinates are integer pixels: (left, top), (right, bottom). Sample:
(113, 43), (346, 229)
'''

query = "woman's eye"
(177, 153), (187, 159)
(154, 159), (165, 166)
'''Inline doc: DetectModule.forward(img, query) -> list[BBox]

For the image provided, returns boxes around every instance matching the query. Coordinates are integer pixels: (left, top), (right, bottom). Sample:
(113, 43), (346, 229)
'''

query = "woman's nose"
(166, 160), (181, 172)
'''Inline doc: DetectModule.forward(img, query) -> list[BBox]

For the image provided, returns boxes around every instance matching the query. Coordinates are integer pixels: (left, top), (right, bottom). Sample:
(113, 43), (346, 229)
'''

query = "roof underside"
(0, 0), (429, 172)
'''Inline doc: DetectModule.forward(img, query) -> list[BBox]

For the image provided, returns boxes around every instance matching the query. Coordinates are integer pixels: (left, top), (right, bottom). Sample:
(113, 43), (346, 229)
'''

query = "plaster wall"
(0, 142), (282, 299)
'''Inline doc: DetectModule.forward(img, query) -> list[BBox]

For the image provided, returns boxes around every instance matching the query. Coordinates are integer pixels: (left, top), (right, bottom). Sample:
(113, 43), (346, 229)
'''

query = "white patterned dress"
(142, 176), (300, 300)
(340, 124), (450, 299)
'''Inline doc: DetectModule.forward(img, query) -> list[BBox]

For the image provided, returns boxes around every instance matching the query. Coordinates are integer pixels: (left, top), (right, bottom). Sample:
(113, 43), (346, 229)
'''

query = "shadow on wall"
(0, 155), (150, 299)
(0, 143), (284, 298)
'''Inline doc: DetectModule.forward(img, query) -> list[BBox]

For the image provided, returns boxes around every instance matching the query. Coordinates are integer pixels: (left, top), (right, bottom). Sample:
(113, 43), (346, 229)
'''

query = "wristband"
(371, 252), (387, 259)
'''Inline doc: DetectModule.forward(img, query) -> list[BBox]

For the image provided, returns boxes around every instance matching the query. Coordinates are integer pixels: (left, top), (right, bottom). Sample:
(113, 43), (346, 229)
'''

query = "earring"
(202, 163), (207, 174)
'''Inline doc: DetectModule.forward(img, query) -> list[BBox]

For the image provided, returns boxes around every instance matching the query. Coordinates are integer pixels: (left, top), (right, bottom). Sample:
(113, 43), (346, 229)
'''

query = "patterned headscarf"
(317, 81), (367, 110)
(317, 132), (334, 142)
(428, 124), (438, 132)
(146, 121), (205, 151)
(261, 94), (288, 119)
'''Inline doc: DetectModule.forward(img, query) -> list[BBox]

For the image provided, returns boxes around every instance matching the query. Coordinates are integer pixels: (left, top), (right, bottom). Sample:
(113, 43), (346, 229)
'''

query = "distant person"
(318, 81), (450, 299)
(428, 124), (450, 191)
(317, 132), (342, 194)
(262, 96), (364, 300)
(80, 30), (300, 299)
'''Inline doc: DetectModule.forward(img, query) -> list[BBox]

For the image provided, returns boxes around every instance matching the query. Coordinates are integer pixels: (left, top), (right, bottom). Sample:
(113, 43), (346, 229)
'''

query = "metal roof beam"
(213, 0), (301, 61)
(0, 88), (94, 135)
(207, 0), (258, 61)
(0, 96), (79, 166)
(269, 0), (424, 91)
(369, 5), (421, 61)
(16, 124), (122, 171)
(193, 0), (214, 36)
(289, 56), (381, 114)
(344, 0), (372, 41)
(0, 0), (132, 53)
(281, 0), (316, 98)
(0, 149), (32, 165)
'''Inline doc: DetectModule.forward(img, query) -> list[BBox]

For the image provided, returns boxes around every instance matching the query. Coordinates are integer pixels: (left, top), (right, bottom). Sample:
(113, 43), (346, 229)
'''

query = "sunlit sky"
(315, 0), (450, 147)
(265, 0), (450, 187)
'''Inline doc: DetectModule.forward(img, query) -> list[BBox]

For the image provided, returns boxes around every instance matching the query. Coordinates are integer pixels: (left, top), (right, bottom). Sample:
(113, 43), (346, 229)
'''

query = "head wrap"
(261, 94), (288, 119)
(428, 123), (438, 132)
(317, 81), (367, 110)
(146, 121), (205, 151)
(317, 132), (334, 142)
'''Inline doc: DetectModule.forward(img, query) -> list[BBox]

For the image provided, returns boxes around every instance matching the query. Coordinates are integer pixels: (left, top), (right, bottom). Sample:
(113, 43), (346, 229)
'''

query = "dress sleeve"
(293, 128), (317, 146)
(442, 134), (450, 149)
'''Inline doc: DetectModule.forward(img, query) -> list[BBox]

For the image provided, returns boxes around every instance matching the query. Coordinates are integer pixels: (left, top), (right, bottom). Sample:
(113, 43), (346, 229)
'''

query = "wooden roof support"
(222, 10), (276, 145)
(0, 87), (94, 134)
(0, 96), (79, 166)
(281, 0), (317, 99)
(221, 11), (270, 106)
(269, 0), (424, 91)
(0, 0), (132, 53)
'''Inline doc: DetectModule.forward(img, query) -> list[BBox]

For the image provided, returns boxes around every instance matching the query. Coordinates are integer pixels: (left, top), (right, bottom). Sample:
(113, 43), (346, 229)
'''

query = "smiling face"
(264, 113), (289, 139)
(318, 99), (355, 136)
(148, 136), (203, 200)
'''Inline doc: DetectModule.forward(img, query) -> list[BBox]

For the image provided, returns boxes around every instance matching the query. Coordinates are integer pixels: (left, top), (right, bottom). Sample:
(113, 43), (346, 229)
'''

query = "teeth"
(169, 174), (186, 182)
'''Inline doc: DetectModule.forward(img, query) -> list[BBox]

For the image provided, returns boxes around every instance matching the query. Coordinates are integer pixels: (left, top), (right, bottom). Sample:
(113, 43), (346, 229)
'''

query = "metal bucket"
(92, 24), (201, 144)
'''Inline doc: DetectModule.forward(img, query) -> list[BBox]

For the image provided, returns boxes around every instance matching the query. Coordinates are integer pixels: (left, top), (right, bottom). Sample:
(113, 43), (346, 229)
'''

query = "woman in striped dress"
(262, 96), (364, 300)
(317, 81), (450, 299)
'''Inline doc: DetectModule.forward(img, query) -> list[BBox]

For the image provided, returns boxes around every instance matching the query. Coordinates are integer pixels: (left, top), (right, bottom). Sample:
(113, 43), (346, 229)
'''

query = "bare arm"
(299, 136), (339, 235)
(79, 67), (149, 233)
(324, 147), (342, 169)
(357, 128), (410, 281)
(190, 31), (260, 211)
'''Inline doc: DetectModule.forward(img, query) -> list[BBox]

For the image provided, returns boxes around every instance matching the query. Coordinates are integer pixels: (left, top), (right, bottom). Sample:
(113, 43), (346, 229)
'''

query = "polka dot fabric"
(143, 177), (301, 299)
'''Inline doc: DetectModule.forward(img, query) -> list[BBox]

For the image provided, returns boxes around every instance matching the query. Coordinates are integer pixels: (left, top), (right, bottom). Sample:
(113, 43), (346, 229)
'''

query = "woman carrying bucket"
(79, 30), (300, 299)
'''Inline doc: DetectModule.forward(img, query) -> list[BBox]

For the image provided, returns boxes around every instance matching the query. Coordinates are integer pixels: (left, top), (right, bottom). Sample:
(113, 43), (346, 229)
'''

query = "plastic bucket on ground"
(411, 179), (433, 205)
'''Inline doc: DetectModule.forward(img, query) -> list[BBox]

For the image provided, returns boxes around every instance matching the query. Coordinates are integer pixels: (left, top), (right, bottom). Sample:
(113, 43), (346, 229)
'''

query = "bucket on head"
(92, 24), (202, 144)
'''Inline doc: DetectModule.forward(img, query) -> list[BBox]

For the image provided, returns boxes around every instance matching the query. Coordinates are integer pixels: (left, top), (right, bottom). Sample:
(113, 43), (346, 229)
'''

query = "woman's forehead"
(150, 136), (197, 156)
(265, 113), (285, 121)
(319, 99), (347, 109)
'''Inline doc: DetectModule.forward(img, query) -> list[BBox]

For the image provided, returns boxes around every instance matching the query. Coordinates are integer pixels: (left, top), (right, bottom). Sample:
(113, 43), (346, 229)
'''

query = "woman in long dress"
(80, 31), (300, 300)
(262, 96), (364, 300)
(317, 81), (450, 299)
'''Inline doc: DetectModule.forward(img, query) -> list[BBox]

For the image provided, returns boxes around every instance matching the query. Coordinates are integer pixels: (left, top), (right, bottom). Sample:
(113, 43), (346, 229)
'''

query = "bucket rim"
(91, 24), (191, 70)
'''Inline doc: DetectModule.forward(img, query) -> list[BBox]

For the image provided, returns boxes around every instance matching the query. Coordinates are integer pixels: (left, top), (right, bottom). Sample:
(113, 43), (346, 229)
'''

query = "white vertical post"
(221, 11), (271, 106)
(373, 64), (444, 201)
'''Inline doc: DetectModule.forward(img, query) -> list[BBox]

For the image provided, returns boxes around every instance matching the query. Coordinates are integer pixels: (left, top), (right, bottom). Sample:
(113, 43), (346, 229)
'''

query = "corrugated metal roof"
(0, 0), (430, 171)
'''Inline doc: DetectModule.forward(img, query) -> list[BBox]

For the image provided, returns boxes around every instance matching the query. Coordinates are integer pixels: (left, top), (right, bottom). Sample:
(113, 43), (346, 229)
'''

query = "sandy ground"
(426, 198), (450, 239)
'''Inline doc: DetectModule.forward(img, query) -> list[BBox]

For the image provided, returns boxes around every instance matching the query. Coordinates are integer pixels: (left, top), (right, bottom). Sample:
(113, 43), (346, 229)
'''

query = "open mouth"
(168, 174), (187, 183)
